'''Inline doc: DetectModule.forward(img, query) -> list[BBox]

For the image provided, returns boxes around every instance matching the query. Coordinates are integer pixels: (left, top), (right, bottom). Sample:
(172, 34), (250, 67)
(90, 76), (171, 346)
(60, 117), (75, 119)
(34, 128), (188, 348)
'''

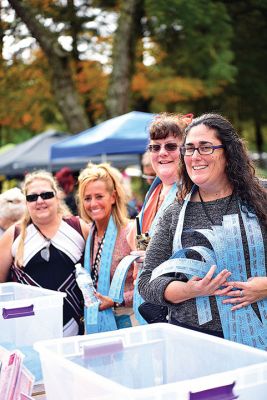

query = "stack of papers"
(0, 346), (34, 400)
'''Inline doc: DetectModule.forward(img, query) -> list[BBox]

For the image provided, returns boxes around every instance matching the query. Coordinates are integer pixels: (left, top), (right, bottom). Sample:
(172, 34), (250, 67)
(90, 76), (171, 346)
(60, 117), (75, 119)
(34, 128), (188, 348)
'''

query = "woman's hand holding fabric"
(188, 265), (232, 297)
(164, 265), (232, 303)
(222, 276), (267, 311)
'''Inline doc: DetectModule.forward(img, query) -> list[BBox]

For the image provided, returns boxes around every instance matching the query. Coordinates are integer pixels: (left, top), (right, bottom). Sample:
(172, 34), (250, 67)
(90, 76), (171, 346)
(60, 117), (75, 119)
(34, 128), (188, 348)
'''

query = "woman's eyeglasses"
(148, 143), (179, 153)
(26, 191), (55, 202)
(180, 144), (224, 156)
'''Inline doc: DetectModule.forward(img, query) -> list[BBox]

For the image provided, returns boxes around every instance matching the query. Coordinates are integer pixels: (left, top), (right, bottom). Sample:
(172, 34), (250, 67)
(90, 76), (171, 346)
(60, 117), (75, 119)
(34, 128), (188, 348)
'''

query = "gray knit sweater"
(138, 195), (267, 334)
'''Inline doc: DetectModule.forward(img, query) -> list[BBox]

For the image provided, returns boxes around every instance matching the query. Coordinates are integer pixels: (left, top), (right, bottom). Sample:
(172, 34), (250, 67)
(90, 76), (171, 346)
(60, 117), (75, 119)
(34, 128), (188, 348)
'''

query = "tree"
(106, 0), (144, 117)
(105, 0), (236, 118)
(7, 0), (89, 133)
(0, 52), (57, 133)
(4, 0), (265, 156)
(223, 0), (267, 155)
(0, 49), (108, 137)
(145, 0), (236, 90)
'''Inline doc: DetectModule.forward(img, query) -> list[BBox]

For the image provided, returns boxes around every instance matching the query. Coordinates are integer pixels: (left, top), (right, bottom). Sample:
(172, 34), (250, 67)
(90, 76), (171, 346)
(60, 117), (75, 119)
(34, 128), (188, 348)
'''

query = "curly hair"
(78, 163), (128, 230)
(179, 113), (267, 228)
(149, 112), (193, 140)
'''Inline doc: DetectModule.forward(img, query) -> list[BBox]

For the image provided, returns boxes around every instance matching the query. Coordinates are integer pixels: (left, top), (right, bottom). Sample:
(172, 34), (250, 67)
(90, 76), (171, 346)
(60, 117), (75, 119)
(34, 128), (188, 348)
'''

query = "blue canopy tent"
(50, 111), (154, 169)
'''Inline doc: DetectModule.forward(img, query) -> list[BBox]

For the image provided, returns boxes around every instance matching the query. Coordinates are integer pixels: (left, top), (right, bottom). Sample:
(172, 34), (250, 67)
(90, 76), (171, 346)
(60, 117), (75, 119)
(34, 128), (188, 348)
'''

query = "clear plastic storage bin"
(34, 323), (267, 400)
(0, 282), (66, 347)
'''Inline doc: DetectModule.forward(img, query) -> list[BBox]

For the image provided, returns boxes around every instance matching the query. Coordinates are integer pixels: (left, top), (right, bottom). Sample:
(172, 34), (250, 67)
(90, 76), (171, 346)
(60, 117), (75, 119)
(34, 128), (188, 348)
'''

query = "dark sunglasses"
(148, 143), (179, 153)
(26, 191), (55, 202)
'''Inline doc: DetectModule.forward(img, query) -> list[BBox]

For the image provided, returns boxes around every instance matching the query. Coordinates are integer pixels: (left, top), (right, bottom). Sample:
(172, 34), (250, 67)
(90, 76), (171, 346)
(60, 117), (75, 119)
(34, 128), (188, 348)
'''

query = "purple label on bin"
(83, 338), (123, 358)
(2, 304), (35, 319)
(189, 382), (238, 400)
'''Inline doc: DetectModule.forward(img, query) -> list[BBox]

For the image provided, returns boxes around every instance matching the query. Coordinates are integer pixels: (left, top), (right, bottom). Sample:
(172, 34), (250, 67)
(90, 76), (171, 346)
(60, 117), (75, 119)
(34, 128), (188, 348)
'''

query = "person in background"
(141, 151), (156, 186)
(119, 168), (138, 219)
(77, 163), (135, 333)
(55, 167), (78, 215)
(127, 112), (193, 324)
(0, 170), (89, 336)
(0, 187), (26, 237)
(138, 113), (267, 349)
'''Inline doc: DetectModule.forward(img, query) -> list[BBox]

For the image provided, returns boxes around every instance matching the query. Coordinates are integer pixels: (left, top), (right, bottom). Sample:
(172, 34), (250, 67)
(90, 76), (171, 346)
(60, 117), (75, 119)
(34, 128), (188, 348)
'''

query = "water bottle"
(75, 263), (99, 307)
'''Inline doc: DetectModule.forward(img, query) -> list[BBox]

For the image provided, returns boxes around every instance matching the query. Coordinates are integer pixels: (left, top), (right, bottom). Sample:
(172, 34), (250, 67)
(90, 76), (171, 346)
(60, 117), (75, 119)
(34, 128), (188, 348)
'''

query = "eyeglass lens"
(26, 191), (55, 202)
(148, 143), (179, 153)
(180, 144), (224, 156)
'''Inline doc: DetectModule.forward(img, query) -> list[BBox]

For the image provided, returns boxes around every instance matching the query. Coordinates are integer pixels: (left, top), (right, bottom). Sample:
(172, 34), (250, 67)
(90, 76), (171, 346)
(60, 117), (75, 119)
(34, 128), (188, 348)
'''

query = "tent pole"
(101, 154), (107, 163)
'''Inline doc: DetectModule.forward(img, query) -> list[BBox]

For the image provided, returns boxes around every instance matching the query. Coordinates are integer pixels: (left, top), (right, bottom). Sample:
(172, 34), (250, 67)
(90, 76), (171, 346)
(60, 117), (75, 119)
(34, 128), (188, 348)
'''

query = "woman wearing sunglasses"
(127, 112), (193, 324)
(0, 170), (89, 336)
(138, 113), (267, 349)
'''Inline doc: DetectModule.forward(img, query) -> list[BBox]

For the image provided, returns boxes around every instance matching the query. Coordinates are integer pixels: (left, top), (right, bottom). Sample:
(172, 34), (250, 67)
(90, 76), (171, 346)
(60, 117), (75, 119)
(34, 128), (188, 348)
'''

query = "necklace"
(91, 230), (106, 287)
(34, 224), (51, 262)
(198, 189), (234, 225)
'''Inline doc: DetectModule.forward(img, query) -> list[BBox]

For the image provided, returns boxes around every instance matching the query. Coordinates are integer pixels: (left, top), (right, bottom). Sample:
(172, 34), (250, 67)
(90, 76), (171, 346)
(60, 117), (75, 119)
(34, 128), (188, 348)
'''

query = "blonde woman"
(0, 170), (89, 336)
(78, 163), (135, 333)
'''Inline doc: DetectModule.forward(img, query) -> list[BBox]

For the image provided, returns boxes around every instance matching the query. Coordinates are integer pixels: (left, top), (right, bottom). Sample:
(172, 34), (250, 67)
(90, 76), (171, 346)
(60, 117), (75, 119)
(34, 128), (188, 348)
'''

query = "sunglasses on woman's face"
(148, 143), (179, 153)
(26, 191), (55, 202)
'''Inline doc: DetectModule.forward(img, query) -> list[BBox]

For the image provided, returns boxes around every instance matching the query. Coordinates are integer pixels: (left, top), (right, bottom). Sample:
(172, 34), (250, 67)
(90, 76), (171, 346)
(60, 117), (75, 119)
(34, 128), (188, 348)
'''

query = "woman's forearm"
(164, 280), (193, 303)
(0, 227), (15, 282)
(164, 266), (232, 304)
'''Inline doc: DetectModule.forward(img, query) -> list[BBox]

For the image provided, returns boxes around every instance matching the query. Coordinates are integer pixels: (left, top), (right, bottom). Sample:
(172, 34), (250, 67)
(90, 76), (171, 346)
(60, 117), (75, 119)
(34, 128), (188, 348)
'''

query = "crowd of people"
(0, 112), (266, 350)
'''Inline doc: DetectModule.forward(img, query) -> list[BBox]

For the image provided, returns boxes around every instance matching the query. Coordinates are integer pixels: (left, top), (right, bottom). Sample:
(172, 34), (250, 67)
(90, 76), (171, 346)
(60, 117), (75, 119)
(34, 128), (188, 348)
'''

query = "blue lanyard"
(84, 216), (117, 333)
(134, 178), (178, 325)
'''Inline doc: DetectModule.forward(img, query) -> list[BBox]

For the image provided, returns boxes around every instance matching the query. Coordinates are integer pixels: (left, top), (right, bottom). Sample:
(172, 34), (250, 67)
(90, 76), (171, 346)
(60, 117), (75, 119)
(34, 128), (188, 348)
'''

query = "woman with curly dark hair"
(179, 113), (267, 228)
(138, 113), (267, 349)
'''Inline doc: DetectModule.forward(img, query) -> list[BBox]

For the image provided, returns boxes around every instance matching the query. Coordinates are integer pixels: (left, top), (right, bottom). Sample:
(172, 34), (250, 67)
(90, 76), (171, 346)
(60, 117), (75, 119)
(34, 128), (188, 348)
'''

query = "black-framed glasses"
(180, 144), (224, 156)
(148, 143), (179, 153)
(26, 191), (55, 202)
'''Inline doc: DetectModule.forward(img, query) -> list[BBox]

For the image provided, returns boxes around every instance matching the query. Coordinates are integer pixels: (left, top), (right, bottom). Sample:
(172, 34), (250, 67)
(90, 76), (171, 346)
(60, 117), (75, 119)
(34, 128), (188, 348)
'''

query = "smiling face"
(150, 134), (182, 185)
(26, 178), (59, 224)
(83, 180), (115, 230)
(184, 124), (229, 192)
